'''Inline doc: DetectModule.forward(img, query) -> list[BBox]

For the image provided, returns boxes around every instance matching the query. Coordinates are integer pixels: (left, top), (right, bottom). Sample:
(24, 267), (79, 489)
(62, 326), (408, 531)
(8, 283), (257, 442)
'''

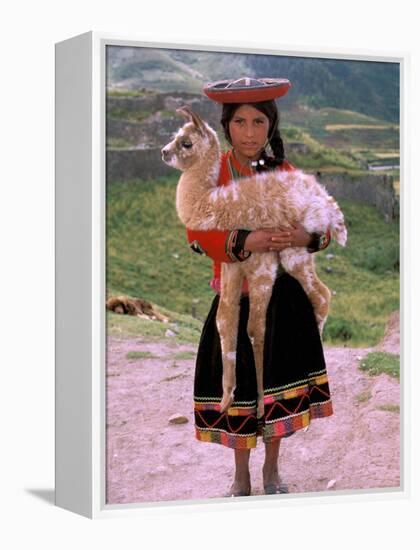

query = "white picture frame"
(55, 30), (408, 519)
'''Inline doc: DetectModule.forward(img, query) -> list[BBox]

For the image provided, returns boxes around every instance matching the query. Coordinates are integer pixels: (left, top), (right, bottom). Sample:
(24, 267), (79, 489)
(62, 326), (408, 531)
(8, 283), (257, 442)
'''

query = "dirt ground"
(105, 311), (400, 505)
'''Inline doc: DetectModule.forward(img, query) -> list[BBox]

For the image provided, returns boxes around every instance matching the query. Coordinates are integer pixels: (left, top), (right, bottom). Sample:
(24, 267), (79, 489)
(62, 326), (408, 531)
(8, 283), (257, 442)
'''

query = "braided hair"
(220, 99), (286, 172)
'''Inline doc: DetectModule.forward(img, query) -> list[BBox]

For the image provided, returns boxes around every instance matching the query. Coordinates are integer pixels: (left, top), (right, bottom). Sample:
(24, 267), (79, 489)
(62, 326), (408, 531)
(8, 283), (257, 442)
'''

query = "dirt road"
(106, 312), (400, 505)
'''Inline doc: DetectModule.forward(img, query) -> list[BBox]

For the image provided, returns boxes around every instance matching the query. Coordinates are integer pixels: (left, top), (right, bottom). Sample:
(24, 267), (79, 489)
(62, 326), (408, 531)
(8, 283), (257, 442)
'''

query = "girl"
(187, 77), (332, 497)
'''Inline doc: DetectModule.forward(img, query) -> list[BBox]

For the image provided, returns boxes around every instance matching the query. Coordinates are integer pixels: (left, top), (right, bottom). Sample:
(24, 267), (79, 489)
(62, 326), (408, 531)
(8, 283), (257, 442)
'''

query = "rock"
(326, 253), (335, 260)
(326, 479), (337, 490)
(168, 414), (189, 424)
(165, 329), (176, 338)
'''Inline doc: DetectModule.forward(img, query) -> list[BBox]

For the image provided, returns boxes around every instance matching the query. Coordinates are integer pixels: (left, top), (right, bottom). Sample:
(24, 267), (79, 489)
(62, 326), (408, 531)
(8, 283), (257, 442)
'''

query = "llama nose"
(161, 147), (170, 160)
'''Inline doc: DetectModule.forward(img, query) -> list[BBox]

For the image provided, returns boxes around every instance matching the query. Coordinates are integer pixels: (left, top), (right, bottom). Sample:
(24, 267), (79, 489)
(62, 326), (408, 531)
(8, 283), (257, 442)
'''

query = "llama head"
(161, 106), (220, 171)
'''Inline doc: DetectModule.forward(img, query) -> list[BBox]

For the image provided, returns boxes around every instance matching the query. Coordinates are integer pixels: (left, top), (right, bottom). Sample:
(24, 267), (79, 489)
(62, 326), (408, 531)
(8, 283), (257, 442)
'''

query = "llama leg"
(245, 255), (278, 419)
(216, 263), (244, 413)
(310, 278), (331, 335)
(280, 250), (331, 335)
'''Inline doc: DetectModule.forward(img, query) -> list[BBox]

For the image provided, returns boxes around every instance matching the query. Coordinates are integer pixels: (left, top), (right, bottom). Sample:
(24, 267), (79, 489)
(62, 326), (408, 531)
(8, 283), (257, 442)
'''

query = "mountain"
(106, 46), (399, 123)
(246, 54), (399, 123)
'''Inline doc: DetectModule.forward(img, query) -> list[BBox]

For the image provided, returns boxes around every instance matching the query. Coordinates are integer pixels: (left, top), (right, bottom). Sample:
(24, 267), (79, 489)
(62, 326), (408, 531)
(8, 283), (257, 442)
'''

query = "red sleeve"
(186, 227), (236, 263)
(184, 158), (296, 263)
(279, 159), (296, 172)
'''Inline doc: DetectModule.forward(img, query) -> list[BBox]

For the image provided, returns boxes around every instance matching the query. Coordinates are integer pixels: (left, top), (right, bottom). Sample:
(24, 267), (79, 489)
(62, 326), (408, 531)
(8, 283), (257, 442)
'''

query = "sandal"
(264, 482), (289, 494)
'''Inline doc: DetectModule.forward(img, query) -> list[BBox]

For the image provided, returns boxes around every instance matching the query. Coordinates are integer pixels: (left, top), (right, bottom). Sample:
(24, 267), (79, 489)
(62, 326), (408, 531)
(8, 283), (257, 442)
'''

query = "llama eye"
(181, 140), (192, 149)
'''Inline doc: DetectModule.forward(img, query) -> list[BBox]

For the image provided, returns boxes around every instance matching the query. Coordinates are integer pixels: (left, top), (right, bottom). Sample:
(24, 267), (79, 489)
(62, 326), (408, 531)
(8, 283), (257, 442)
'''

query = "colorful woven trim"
(194, 372), (333, 449)
(225, 230), (240, 261)
(225, 229), (252, 261)
(195, 428), (257, 449)
(319, 229), (331, 250)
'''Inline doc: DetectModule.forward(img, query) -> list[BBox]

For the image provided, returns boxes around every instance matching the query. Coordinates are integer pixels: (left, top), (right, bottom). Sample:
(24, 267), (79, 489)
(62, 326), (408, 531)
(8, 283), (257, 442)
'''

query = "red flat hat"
(203, 77), (291, 104)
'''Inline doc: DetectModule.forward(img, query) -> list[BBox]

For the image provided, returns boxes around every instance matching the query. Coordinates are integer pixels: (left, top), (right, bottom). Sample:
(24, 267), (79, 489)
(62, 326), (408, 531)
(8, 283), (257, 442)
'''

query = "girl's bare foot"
(227, 449), (251, 496)
(227, 473), (251, 497)
(263, 438), (288, 493)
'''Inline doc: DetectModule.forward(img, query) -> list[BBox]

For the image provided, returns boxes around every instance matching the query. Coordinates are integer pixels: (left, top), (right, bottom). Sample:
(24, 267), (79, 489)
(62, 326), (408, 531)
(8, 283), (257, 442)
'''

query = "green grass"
(283, 126), (361, 170)
(107, 307), (203, 345)
(106, 175), (399, 347)
(172, 351), (196, 360)
(355, 391), (372, 403)
(106, 175), (216, 321)
(377, 404), (400, 413)
(126, 351), (156, 359)
(107, 108), (152, 122)
(107, 137), (138, 149)
(282, 107), (399, 152)
(124, 349), (197, 360)
(359, 351), (400, 379)
(107, 88), (155, 97)
(320, 199), (399, 346)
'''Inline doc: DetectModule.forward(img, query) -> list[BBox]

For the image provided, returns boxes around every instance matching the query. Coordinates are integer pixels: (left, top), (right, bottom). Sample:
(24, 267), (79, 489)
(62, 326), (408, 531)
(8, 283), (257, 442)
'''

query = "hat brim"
(203, 78), (291, 104)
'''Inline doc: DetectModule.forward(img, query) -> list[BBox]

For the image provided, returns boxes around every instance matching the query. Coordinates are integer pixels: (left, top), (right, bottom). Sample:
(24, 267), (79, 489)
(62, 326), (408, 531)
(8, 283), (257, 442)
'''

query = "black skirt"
(193, 271), (333, 449)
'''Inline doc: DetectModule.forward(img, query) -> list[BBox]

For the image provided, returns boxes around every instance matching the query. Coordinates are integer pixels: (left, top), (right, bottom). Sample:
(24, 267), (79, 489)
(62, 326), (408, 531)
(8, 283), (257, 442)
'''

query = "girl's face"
(228, 104), (270, 163)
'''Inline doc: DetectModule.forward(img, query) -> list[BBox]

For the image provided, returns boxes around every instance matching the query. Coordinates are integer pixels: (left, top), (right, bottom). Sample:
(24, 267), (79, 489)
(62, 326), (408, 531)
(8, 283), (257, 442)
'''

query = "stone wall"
(107, 92), (220, 149)
(106, 148), (174, 181)
(106, 149), (399, 223)
(316, 171), (399, 222)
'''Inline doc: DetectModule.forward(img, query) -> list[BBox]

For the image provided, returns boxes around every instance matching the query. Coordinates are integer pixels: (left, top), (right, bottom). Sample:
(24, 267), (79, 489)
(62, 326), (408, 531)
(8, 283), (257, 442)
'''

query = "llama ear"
(176, 106), (206, 135)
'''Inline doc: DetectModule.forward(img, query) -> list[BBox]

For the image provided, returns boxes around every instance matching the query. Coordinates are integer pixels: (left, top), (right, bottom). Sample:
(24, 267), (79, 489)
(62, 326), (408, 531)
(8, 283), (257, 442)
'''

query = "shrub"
(359, 351), (400, 379)
(324, 317), (355, 341)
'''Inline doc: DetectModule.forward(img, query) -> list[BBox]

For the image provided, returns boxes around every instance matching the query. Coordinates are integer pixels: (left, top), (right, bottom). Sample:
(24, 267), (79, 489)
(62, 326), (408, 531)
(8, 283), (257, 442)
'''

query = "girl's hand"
(244, 222), (311, 253)
(277, 221), (312, 248)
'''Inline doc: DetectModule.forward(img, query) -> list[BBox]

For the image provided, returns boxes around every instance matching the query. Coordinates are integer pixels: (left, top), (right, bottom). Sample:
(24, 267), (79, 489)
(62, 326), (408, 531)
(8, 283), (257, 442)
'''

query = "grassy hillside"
(106, 175), (216, 320)
(106, 174), (399, 347)
(105, 88), (399, 177)
(282, 106), (399, 153)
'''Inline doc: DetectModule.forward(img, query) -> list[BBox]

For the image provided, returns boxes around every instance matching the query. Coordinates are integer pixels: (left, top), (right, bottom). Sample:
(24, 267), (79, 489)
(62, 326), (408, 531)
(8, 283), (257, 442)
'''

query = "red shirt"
(186, 150), (296, 294)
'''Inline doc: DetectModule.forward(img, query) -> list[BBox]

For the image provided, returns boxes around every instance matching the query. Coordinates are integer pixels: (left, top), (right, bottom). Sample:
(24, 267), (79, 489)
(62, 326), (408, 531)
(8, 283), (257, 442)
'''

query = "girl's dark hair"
(220, 100), (286, 172)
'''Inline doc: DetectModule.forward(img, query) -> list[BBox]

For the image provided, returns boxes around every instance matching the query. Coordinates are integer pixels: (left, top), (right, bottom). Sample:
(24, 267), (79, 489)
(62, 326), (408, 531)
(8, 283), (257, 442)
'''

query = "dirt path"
(106, 312), (400, 505)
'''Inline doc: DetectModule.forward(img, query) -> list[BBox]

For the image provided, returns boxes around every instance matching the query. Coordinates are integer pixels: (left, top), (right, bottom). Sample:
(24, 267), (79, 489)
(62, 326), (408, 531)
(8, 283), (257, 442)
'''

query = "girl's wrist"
(226, 229), (252, 261)
(307, 231), (330, 253)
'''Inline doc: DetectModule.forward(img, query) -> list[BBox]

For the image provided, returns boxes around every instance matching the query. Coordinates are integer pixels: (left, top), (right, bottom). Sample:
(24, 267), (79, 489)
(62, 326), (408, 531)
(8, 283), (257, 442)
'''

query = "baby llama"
(161, 106), (347, 418)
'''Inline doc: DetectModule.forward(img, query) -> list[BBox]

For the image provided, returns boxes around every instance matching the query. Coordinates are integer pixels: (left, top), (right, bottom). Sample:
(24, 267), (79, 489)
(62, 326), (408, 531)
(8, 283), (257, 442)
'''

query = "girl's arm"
(186, 228), (251, 262)
(244, 223), (331, 254)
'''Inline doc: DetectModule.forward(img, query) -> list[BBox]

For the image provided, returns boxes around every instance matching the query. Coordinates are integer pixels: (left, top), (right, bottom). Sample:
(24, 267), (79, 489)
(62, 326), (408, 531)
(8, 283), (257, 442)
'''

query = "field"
(282, 105), (399, 171)
(106, 174), (399, 347)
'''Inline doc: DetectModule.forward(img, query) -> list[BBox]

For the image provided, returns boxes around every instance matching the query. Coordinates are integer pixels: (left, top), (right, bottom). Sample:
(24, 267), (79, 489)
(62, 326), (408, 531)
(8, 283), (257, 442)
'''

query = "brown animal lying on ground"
(106, 295), (169, 323)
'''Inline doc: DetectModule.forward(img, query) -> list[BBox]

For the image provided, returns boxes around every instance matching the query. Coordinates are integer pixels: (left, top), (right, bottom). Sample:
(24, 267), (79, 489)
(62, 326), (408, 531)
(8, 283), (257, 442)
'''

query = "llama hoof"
(220, 394), (234, 413)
